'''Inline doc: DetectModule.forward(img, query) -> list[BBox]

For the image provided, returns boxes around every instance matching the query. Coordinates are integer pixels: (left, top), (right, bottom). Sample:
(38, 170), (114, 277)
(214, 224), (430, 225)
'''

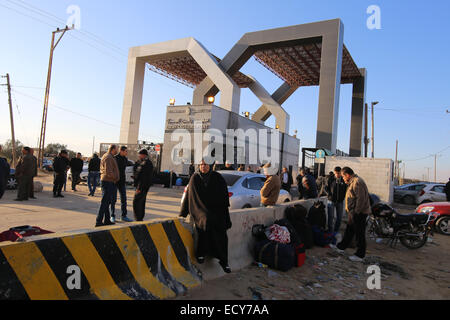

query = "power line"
(402, 145), (450, 162)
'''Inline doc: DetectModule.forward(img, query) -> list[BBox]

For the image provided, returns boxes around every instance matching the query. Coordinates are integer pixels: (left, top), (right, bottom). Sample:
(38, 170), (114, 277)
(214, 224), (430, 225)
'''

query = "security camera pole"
(371, 101), (379, 158)
(38, 25), (73, 169)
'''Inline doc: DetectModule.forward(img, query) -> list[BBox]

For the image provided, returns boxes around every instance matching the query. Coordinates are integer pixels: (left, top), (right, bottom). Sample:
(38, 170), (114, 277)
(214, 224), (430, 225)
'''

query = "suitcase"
(308, 201), (327, 229)
(285, 206), (314, 249)
(254, 239), (296, 272)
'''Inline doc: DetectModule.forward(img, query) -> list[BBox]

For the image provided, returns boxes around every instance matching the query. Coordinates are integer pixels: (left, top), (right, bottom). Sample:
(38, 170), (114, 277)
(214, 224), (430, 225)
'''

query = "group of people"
(181, 160), (373, 272)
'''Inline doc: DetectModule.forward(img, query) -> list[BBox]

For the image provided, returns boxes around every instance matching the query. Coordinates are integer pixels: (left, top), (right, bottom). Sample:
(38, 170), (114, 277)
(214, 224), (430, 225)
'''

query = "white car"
(68, 160), (135, 184)
(181, 171), (292, 210)
(417, 183), (447, 204)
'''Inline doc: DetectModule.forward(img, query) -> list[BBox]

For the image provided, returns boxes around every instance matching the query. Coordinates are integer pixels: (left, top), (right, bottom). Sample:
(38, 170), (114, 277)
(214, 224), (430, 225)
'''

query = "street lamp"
(371, 101), (379, 158)
(169, 98), (175, 106)
(207, 96), (215, 104)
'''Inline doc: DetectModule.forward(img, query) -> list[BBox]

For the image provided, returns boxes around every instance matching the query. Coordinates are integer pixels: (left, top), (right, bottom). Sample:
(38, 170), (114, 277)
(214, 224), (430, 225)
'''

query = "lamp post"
(371, 101), (379, 158)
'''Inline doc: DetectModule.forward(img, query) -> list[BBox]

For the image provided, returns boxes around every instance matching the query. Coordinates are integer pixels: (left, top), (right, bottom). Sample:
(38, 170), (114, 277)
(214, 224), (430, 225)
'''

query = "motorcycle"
(366, 202), (438, 249)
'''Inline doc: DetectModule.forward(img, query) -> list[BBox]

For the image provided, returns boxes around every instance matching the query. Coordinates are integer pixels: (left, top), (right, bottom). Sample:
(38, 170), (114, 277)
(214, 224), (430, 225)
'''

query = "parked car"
(6, 168), (17, 190)
(68, 160), (135, 185)
(180, 170), (291, 210)
(416, 202), (450, 235)
(416, 184), (447, 204)
(394, 183), (427, 205)
(42, 159), (53, 172)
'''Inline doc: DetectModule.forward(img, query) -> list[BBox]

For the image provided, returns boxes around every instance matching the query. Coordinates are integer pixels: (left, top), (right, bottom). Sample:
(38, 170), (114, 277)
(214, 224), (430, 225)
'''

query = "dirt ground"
(177, 204), (450, 300)
(0, 172), (183, 233)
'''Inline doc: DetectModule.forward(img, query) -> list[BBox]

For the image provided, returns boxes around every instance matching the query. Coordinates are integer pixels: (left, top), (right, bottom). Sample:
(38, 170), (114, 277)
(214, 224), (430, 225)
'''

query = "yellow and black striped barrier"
(0, 219), (201, 300)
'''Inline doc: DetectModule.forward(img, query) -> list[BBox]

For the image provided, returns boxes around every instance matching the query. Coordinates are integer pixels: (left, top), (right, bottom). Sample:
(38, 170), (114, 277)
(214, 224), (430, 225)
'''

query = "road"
(0, 172), (183, 233)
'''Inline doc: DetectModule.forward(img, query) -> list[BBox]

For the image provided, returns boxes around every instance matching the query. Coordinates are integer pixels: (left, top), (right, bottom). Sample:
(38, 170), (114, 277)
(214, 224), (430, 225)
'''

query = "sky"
(0, 0), (449, 181)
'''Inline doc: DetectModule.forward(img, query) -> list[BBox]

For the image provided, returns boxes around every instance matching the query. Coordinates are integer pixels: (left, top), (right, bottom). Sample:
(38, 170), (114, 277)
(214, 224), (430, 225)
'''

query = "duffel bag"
(254, 239), (296, 272)
(274, 218), (302, 248)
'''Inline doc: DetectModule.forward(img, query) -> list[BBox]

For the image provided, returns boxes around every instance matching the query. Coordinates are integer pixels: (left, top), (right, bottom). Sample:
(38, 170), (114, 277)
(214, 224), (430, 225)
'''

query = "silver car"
(181, 170), (292, 210)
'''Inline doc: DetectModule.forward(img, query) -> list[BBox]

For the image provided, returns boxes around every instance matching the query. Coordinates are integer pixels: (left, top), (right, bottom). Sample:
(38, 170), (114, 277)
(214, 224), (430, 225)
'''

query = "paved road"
(0, 173), (183, 233)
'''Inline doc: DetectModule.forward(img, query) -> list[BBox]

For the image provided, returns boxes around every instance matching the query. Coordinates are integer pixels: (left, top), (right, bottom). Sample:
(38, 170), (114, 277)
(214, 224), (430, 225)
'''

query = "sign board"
(315, 157), (325, 164)
(155, 145), (161, 152)
(315, 149), (325, 159)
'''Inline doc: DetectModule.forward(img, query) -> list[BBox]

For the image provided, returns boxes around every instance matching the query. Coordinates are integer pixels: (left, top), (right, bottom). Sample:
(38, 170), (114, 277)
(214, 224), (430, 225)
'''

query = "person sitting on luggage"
(260, 162), (281, 206)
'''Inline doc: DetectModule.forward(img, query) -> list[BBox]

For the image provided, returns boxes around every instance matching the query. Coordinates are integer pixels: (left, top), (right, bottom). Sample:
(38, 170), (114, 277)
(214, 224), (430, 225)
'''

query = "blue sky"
(0, 0), (449, 181)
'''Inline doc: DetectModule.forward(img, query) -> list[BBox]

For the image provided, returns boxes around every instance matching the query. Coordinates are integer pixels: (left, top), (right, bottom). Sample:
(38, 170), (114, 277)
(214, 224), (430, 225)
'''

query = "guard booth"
(301, 147), (348, 178)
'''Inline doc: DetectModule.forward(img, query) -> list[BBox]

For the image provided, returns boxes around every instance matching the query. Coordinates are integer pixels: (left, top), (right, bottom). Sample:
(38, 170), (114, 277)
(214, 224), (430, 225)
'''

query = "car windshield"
(220, 173), (242, 186)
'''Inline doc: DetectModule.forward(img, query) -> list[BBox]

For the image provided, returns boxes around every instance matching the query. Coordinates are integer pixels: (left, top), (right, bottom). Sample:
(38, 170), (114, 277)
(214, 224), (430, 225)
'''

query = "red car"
(416, 202), (450, 235)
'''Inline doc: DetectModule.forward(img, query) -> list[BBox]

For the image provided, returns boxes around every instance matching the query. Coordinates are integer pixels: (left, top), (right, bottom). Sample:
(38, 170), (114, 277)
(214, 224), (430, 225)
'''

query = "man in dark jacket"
(133, 149), (154, 221)
(28, 148), (38, 199)
(180, 159), (232, 273)
(280, 167), (293, 192)
(300, 169), (318, 199)
(0, 145), (10, 200)
(189, 161), (195, 177)
(69, 153), (84, 191)
(53, 150), (69, 197)
(445, 178), (450, 201)
(326, 167), (347, 233)
(15, 147), (34, 201)
(88, 153), (100, 196)
(112, 146), (132, 222)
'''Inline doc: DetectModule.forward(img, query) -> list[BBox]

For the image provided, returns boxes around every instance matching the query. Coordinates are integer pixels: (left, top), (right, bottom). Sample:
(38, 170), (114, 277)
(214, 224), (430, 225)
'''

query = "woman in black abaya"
(180, 159), (232, 273)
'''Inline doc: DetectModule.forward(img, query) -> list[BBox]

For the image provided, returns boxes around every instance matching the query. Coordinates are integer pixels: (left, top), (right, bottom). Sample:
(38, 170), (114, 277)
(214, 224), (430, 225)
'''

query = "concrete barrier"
(0, 219), (201, 300)
(197, 197), (328, 280)
(0, 197), (328, 299)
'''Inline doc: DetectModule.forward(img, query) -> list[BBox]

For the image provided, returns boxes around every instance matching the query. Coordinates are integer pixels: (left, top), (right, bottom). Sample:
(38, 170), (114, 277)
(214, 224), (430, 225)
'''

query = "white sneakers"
(348, 255), (364, 262)
(329, 244), (345, 254)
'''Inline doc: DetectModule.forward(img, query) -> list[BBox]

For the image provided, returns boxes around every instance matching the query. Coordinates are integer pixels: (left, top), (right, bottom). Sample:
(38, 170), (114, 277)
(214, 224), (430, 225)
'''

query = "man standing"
(53, 150), (69, 198)
(261, 163), (281, 206)
(14, 147), (34, 201)
(88, 153), (100, 196)
(180, 159), (232, 273)
(189, 161), (195, 178)
(28, 148), (38, 199)
(445, 178), (450, 201)
(331, 167), (371, 262)
(280, 167), (293, 192)
(326, 167), (347, 233)
(133, 149), (154, 222)
(96, 145), (119, 227)
(112, 146), (132, 222)
(69, 153), (84, 192)
(0, 145), (10, 200)
(222, 161), (235, 171)
(301, 169), (318, 200)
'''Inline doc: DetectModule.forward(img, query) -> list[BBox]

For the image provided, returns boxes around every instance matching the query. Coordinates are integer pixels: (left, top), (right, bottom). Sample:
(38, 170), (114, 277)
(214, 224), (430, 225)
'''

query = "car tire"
(402, 195), (415, 205)
(436, 217), (450, 236)
(284, 198), (290, 203)
(242, 204), (252, 209)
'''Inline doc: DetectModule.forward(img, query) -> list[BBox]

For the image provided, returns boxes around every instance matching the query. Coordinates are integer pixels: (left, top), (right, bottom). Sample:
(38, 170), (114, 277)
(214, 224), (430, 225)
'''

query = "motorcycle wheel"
(399, 227), (427, 249)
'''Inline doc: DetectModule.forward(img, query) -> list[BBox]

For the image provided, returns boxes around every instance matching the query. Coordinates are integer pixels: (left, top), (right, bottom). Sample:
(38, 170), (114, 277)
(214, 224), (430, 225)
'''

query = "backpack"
(311, 225), (336, 247)
(254, 239), (296, 272)
(285, 206), (314, 249)
(307, 201), (327, 229)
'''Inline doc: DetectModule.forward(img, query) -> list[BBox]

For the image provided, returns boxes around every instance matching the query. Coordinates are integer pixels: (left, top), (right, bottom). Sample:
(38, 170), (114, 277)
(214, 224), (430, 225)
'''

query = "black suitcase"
(308, 201), (327, 229)
(254, 239), (296, 272)
(286, 206), (314, 249)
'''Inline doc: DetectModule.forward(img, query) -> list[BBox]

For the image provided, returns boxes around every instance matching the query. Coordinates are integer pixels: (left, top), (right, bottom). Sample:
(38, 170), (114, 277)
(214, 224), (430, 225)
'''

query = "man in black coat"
(133, 149), (154, 221)
(87, 153), (101, 196)
(0, 145), (10, 200)
(28, 148), (38, 199)
(53, 150), (69, 197)
(445, 178), (450, 201)
(325, 166), (347, 233)
(69, 153), (84, 191)
(112, 146), (132, 222)
(180, 159), (232, 273)
(15, 147), (34, 201)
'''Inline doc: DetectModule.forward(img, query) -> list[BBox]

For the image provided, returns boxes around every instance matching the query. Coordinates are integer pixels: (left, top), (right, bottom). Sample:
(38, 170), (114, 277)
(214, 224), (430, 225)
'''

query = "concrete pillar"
(119, 57), (146, 144)
(315, 20), (344, 153)
(349, 68), (367, 156)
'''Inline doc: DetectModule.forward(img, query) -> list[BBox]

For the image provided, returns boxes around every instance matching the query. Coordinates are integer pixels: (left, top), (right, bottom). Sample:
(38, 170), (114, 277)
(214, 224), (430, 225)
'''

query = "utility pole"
(371, 101), (379, 158)
(364, 103), (368, 157)
(38, 25), (73, 169)
(425, 167), (431, 182)
(1, 74), (17, 167)
(92, 136), (95, 155)
(434, 154), (437, 182)
(394, 140), (398, 182)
